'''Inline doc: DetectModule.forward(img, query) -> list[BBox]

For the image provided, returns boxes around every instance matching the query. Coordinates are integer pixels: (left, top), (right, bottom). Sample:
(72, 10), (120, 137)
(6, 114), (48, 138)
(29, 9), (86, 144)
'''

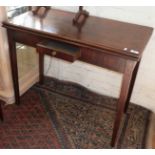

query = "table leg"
(7, 30), (20, 105)
(0, 101), (3, 121)
(124, 61), (140, 113)
(38, 47), (44, 84)
(111, 60), (136, 147)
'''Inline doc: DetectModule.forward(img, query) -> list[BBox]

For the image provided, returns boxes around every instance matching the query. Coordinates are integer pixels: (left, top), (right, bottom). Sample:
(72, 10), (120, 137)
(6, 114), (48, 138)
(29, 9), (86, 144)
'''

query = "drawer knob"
(52, 51), (57, 56)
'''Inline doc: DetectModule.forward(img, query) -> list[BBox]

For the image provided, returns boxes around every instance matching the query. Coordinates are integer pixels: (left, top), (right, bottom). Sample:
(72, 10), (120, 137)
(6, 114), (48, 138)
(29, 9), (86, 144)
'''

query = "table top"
(3, 8), (153, 60)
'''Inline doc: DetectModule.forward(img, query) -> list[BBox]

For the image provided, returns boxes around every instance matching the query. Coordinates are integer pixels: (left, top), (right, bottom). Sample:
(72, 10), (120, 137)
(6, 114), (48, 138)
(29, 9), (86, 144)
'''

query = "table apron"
(11, 29), (136, 73)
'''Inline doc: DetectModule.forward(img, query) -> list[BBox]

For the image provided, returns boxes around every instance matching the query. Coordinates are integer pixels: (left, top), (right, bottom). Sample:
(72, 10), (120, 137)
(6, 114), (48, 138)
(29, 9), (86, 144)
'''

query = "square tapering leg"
(0, 101), (4, 121)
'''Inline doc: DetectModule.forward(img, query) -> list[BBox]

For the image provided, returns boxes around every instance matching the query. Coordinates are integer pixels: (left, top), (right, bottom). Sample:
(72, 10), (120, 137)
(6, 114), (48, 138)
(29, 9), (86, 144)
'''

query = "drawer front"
(38, 47), (78, 62)
(80, 48), (126, 73)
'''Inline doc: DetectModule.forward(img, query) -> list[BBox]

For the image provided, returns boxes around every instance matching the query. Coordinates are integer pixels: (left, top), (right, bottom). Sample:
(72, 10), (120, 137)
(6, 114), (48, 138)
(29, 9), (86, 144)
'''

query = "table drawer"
(37, 40), (81, 62)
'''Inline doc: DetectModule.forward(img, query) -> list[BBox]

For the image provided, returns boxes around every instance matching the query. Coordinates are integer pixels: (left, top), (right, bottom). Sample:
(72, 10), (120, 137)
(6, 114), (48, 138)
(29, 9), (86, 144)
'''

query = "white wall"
(45, 7), (155, 112)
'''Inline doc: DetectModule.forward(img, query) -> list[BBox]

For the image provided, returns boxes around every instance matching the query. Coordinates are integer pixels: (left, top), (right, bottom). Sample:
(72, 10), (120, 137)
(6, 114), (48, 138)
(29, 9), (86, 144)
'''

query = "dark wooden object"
(2, 8), (153, 147)
(73, 6), (89, 27)
(31, 6), (51, 18)
(0, 100), (4, 121)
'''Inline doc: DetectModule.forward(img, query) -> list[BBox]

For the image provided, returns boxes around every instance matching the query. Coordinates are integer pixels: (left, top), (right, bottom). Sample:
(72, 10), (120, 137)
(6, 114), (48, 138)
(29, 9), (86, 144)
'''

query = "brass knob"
(52, 51), (57, 56)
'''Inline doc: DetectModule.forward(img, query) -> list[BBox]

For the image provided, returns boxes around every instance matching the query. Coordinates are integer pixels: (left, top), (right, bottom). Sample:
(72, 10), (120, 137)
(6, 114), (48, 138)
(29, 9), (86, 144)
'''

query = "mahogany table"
(2, 9), (153, 147)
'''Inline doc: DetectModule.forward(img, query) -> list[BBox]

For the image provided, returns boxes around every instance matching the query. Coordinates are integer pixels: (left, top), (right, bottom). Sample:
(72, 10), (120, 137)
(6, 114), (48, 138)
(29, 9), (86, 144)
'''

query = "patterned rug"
(0, 77), (151, 149)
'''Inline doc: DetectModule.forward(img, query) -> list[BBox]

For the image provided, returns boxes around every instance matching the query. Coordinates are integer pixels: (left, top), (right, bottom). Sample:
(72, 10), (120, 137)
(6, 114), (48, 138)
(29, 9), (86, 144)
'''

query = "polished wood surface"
(3, 9), (153, 60)
(3, 8), (153, 147)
